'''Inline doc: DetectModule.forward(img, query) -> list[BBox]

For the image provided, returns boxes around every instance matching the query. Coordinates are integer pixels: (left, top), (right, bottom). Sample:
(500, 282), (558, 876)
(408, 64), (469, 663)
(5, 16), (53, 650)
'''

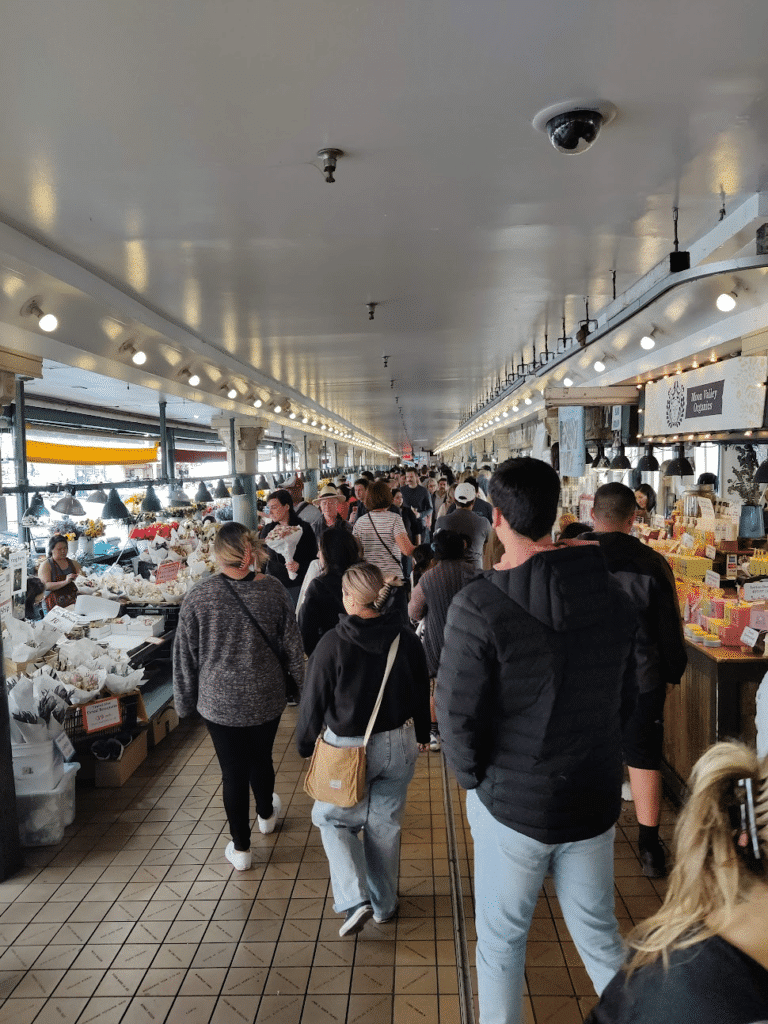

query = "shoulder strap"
(363, 634), (400, 748)
(223, 577), (286, 672)
(367, 513), (403, 573)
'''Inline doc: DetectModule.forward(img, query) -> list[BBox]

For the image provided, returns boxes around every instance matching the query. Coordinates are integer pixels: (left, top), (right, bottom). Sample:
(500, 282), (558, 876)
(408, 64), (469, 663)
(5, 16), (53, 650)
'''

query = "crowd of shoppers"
(169, 456), (766, 1024)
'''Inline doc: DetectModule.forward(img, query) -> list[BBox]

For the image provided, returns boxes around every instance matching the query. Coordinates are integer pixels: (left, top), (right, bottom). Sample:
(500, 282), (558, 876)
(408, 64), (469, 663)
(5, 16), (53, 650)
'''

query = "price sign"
(706, 545), (717, 560)
(680, 532), (695, 549)
(740, 626), (760, 648)
(54, 733), (76, 760)
(743, 579), (768, 601)
(704, 570), (721, 588)
(82, 697), (121, 733)
(154, 561), (181, 584)
(698, 497), (715, 519)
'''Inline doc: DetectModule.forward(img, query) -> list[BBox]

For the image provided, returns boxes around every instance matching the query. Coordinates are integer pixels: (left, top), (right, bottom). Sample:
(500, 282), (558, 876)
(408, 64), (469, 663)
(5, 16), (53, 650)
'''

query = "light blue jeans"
(466, 790), (624, 1024)
(311, 723), (418, 918)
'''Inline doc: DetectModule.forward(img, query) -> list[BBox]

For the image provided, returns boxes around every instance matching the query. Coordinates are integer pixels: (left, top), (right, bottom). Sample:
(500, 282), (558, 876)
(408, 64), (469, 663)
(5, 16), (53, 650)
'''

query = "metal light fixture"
(169, 483), (192, 507)
(195, 481), (213, 503)
(20, 297), (58, 332)
(584, 447), (593, 466)
(102, 488), (131, 521)
(664, 443), (694, 478)
(609, 444), (631, 470)
(52, 487), (85, 516)
(716, 291), (737, 312)
(119, 340), (147, 365)
(317, 147), (344, 183)
(87, 487), (109, 504)
(140, 484), (162, 512)
(179, 368), (200, 387)
(22, 491), (50, 521)
(214, 479), (230, 498)
(257, 475), (270, 490)
(754, 458), (768, 485)
(640, 332), (656, 351)
(593, 443), (610, 469)
(636, 445), (660, 472)
(231, 477), (245, 496)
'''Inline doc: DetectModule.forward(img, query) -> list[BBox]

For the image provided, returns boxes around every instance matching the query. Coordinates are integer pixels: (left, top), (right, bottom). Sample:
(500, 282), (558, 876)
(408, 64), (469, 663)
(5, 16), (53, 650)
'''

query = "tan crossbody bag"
(303, 635), (400, 807)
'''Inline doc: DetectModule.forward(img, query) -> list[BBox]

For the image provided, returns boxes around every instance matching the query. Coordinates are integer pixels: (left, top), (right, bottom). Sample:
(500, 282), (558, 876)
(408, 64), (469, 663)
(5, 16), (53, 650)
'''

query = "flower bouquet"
(266, 523), (303, 579)
(83, 519), (105, 539)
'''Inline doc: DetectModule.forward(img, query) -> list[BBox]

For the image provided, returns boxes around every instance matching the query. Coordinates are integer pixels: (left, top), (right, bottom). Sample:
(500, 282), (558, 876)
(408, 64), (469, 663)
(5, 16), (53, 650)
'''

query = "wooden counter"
(662, 639), (765, 801)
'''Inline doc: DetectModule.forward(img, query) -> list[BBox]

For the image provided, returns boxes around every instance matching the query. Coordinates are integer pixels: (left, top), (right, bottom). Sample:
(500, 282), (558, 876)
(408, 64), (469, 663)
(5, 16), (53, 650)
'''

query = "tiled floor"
(0, 713), (673, 1024)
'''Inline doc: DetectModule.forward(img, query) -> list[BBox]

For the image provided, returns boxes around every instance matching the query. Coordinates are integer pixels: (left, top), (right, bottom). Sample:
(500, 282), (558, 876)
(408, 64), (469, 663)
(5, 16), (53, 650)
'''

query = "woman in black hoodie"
(296, 563), (431, 937)
(298, 528), (362, 656)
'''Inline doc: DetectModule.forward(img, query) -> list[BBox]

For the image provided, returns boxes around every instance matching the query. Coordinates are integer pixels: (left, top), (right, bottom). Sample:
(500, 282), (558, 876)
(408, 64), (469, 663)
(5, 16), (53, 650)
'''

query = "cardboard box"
(94, 729), (148, 788)
(149, 705), (179, 748)
(4, 657), (41, 678)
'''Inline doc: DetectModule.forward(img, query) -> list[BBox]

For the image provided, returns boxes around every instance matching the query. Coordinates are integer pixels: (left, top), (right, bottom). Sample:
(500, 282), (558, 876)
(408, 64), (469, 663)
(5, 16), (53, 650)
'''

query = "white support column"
(211, 416), (269, 528)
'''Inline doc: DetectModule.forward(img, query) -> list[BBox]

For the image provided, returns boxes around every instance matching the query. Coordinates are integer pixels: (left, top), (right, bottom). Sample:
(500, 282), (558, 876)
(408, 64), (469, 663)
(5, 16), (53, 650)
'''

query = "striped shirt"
(353, 510), (406, 578)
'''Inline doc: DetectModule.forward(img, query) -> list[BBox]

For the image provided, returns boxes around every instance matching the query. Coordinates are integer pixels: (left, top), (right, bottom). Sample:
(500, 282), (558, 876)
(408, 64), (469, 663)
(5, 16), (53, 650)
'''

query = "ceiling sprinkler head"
(367, 302), (377, 321)
(317, 147), (344, 183)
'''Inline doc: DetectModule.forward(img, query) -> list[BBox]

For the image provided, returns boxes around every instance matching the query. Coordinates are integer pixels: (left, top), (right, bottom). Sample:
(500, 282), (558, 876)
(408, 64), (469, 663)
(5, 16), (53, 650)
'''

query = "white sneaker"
(225, 841), (252, 871)
(622, 781), (634, 802)
(258, 793), (283, 835)
(429, 731), (441, 752)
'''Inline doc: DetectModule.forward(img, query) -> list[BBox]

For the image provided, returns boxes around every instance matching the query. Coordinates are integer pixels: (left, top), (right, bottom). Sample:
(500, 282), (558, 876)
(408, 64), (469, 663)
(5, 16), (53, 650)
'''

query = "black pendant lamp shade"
(102, 488), (131, 521)
(637, 444), (660, 472)
(195, 481), (213, 503)
(593, 443), (610, 469)
(141, 484), (162, 512)
(52, 487), (85, 517)
(584, 447), (593, 466)
(23, 491), (49, 520)
(231, 477), (245, 496)
(609, 444), (631, 470)
(87, 487), (109, 504)
(754, 458), (768, 484)
(214, 479), (230, 498)
(257, 475), (270, 490)
(664, 443), (695, 478)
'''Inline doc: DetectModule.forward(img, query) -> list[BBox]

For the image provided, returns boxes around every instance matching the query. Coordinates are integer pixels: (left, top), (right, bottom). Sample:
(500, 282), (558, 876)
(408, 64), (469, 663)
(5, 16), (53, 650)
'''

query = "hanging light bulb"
(22, 491), (50, 522)
(563, 377), (574, 388)
(20, 297), (58, 332)
(253, 398), (263, 408)
(140, 484), (162, 512)
(227, 386), (238, 399)
(119, 340), (147, 365)
(716, 291), (737, 312)
(640, 334), (656, 350)
(593, 357), (606, 373)
(524, 396), (532, 406)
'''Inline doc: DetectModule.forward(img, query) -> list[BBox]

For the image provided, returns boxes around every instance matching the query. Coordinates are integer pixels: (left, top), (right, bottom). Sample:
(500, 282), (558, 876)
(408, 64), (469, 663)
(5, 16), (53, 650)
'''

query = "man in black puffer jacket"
(436, 458), (638, 1024)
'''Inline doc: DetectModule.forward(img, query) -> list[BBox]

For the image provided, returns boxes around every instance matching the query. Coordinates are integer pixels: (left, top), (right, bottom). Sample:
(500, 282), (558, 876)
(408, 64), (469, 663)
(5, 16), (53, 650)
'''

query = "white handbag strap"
(362, 634), (401, 748)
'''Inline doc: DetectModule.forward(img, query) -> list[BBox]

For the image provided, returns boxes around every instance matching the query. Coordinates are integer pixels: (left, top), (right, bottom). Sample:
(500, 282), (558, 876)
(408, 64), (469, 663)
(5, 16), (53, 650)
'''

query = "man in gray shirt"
(436, 482), (490, 570)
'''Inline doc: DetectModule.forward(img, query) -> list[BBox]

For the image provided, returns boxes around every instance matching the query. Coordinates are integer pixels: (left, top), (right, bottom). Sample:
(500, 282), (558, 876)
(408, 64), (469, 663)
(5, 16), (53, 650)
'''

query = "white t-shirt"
(353, 510), (407, 578)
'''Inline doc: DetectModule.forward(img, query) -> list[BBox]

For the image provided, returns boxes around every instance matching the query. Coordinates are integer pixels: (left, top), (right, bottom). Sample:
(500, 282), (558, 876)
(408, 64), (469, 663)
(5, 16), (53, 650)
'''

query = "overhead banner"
(558, 406), (586, 477)
(643, 356), (768, 437)
(27, 441), (159, 465)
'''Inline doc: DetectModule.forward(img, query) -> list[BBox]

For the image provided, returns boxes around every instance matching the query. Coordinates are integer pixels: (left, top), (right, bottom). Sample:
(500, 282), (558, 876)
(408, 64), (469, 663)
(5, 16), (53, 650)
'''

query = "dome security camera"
(546, 109), (603, 154)
(533, 99), (617, 155)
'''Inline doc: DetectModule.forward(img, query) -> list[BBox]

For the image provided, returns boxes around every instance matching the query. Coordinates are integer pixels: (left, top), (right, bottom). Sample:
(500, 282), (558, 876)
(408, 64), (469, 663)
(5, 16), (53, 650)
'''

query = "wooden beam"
(0, 345), (43, 379)
(544, 386), (640, 408)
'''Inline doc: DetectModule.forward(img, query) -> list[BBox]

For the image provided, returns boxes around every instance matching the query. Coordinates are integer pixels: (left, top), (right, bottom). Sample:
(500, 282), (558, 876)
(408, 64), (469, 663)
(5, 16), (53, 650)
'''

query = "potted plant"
(727, 444), (764, 538)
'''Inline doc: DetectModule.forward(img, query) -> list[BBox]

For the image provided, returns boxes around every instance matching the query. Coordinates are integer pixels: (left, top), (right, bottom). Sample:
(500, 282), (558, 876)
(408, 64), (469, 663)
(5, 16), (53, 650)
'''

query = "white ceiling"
(2, 0), (768, 457)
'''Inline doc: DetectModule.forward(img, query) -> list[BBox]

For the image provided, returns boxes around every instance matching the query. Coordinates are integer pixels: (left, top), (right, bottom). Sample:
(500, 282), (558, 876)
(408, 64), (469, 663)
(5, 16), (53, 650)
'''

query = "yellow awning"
(27, 440), (159, 465)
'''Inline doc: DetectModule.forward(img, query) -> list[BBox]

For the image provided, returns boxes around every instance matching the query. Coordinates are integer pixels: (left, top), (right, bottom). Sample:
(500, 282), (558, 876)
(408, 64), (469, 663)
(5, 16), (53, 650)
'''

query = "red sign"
(155, 560), (181, 584)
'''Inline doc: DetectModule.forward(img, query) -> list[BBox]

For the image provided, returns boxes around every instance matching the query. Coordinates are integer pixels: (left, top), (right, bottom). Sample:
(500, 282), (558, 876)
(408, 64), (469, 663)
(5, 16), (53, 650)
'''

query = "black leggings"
(205, 716), (281, 851)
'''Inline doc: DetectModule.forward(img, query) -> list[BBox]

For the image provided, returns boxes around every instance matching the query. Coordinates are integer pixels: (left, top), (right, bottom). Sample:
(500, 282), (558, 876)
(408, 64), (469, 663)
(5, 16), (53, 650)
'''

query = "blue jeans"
(467, 790), (624, 1024)
(311, 723), (418, 918)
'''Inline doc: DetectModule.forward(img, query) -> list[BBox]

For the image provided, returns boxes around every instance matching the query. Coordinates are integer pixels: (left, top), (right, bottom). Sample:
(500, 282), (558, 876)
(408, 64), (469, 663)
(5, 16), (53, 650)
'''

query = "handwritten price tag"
(82, 697), (121, 733)
(706, 546), (717, 560)
(154, 561), (181, 584)
(743, 579), (768, 601)
(704, 570), (721, 588)
(680, 532), (695, 549)
(740, 627), (760, 648)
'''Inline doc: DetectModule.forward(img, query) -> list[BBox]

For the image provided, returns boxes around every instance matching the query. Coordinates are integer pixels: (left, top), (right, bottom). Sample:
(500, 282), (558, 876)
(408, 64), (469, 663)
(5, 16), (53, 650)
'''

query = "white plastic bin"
(12, 740), (64, 795)
(16, 762), (80, 847)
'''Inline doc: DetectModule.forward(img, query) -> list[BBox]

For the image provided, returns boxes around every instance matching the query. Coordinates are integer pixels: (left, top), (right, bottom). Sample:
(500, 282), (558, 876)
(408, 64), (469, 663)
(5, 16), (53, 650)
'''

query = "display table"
(662, 639), (765, 801)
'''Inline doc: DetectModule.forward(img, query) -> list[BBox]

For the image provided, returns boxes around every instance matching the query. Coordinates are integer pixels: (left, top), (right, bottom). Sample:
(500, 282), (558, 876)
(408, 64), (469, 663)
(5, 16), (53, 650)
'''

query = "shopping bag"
(303, 735), (366, 807)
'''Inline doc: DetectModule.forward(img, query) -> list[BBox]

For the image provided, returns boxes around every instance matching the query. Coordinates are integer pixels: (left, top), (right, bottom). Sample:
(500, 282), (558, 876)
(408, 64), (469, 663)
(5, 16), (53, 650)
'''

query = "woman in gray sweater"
(173, 522), (305, 871)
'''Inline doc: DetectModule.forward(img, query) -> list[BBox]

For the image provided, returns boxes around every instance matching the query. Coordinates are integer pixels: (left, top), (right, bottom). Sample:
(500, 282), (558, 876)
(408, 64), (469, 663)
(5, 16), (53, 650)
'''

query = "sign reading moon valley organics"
(643, 356), (768, 437)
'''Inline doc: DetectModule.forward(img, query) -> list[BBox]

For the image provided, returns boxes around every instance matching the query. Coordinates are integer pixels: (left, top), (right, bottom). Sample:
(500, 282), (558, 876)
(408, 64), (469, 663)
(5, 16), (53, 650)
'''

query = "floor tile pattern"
(0, 714), (672, 1024)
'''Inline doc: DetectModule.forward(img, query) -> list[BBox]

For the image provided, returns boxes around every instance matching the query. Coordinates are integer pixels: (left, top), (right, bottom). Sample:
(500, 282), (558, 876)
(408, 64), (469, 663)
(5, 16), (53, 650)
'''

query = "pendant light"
(609, 445), (631, 470)
(636, 445), (660, 472)
(140, 484), (162, 512)
(664, 443), (694, 478)
(169, 483), (192, 507)
(102, 488), (131, 521)
(195, 481), (213, 503)
(52, 487), (85, 517)
(584, 446), (593, 466)
(257, 475), (270, 490)
(231, 477), (245, 496)
(754, 457), (768, 485)
(22, 491), (50, 521)
(593, 443), (610, 470)
(214, 479), (230, 498)
(87, 486), (109, 504)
